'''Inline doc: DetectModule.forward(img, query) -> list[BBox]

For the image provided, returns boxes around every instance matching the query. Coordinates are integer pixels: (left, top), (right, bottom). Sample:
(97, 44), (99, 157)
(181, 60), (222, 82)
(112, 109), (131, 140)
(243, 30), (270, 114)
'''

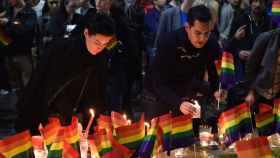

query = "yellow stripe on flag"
(172, 124), (192, 134)
(3, 142), (32, 158)
(118, 130), (145, 145)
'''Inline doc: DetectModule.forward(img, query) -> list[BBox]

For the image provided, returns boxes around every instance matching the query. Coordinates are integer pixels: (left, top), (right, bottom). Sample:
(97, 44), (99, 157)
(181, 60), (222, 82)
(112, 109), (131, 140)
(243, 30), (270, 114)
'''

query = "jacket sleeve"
(6, 8), (37, 38)
(154, 10), (169, 48)
(245, 32), (270, 89)
(151, 33), (182, 107)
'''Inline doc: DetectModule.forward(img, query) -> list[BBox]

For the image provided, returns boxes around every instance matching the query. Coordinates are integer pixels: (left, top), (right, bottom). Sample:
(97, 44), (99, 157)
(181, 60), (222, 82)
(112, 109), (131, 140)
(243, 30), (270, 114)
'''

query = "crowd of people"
(0, 0), (280, 137)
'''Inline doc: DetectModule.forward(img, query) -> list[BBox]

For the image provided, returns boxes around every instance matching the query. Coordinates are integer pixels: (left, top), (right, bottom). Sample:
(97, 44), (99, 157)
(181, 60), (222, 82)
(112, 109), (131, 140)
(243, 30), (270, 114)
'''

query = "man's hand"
(214, 89), (228, 102)
(180, 101), (200, 118)
(239, 50), (250, 60)
(234, 25), (246, 40)
(245, 90), (256, 106)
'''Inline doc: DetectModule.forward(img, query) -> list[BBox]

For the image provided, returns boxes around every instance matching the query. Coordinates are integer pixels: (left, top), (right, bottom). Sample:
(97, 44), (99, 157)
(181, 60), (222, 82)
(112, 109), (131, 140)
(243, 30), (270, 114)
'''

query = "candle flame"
(144, 122), (150, 128)
(194, 100), (200, 106)
(123, 114), (127, 120)
(127, 119), (132, 125)
(89, 109), (95, 117)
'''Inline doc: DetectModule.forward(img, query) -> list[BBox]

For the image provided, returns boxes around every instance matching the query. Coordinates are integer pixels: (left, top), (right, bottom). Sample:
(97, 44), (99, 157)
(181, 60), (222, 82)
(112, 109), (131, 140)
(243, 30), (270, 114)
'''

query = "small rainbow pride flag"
(218, 103), (252, 146)
(155, 113), (171, 152)
(89, 139), (100, 158)
(220, 51), (235, 90)
(273, 98), (280, 132)
(111, 111), (129, 129)
(62, 141), (79, 158)
(38, 117), (61, 147)
(0, 130), (34, 158)
(138, 118), (159, 158)
(272, 0), (280, 16)
(171, 115), (195, 149)
(255, 103), (275, 136)
(116, 114), (145, 150)
(236, 136), (272, 158)
(97, 114), (113, 132)
(93, 128), (113, 156)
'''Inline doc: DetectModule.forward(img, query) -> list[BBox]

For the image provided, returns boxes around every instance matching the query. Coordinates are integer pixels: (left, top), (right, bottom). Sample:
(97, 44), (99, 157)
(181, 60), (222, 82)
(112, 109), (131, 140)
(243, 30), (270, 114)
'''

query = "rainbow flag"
(38, 117), (61, 147)
(218, 103), (252, 146)
(111, 111), (129, 129)
(215, 60), (222, 76)
(272, 0), (280, 16)
(48, 117), (80, 158)
(273, 98), (280, 132)
(152, 125), (164, 157)
(220, 51), (235, 90)
(236, 136), (272, 158)
(171, 115), (195, 149)
(97, 114), (113, 132)
(138, 118), (159, 158)
(156, 113), (171, 152)
(0, 130), (34, 158)
(0, 26), (12, 46)
(89, 139), (100, 158)
(93, 128), (113, 156)
(116, 114), (145, 150)
(62, 141), (79, 158)
(255, 103), (275, 136)
(108, 132), (133, 158)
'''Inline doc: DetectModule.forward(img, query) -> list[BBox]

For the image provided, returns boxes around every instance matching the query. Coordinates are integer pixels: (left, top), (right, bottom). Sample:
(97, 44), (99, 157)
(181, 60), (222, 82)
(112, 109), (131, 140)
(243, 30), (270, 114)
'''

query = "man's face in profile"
(186, 20), (211, 49)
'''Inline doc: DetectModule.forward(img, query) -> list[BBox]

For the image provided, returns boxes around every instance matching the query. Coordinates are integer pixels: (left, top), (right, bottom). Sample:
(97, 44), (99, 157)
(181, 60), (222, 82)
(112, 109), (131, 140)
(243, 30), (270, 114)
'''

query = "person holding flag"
(143, 5), (226, 135)
(245, 28), (280, 110)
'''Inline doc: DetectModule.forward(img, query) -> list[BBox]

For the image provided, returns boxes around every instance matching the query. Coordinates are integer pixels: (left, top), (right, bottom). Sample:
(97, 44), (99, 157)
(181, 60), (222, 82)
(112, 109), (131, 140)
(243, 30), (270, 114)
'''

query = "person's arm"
(151, 33), (181, 107)
(6, 9), (37, 37)
(245, 32), (270, 88)
(154, 9), (169, 48)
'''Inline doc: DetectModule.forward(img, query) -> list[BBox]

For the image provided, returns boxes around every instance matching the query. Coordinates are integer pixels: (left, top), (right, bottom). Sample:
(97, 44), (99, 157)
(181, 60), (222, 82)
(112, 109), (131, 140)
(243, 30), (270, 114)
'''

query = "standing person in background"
(245, 29), (280, 111)
(143, 0), (168, 67)
(154, 0), (194, 48)
(219, 0), (244, 46)
(0, 0), (37, 88)
(228, 0), (272, 84)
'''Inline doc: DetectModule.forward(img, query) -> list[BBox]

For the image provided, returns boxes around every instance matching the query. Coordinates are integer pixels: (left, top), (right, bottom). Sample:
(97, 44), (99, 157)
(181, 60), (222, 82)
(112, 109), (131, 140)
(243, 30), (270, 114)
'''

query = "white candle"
(85, 109), (95, 137)
(123, 114), (127, 120)
(127, 119), (132, 125)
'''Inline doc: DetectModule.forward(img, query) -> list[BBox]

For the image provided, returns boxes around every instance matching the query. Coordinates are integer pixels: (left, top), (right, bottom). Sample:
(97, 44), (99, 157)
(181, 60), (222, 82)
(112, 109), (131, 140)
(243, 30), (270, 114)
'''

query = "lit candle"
(193, 100), (201, 118)
(127, 119), (132, 125)
(144, 122), (150, 135)
(123, 114), (127, 120)
(85, 108), (95, 137)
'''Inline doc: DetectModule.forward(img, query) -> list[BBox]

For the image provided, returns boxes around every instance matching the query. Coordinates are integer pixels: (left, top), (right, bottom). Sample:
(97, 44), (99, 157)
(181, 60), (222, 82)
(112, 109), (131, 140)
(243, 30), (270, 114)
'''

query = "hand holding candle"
(85, 108), (95, 137)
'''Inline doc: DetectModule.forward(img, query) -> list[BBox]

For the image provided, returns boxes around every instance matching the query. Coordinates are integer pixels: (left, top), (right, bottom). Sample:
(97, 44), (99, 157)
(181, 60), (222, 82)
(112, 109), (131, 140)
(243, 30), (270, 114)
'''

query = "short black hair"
(85, 13), (116, 36)
(187, 5), (212, 26)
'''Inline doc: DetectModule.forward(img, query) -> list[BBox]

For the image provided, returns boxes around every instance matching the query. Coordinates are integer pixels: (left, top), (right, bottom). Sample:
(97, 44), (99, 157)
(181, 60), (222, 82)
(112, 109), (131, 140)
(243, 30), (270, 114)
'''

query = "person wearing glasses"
(143, 5), (225, 134)
(15, 13), (116, 134)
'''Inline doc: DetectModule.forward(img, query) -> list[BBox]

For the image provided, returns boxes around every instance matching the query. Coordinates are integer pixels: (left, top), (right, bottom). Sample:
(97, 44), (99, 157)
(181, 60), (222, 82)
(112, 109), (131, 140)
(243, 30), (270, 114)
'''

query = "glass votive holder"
(80, 131), (89, 158)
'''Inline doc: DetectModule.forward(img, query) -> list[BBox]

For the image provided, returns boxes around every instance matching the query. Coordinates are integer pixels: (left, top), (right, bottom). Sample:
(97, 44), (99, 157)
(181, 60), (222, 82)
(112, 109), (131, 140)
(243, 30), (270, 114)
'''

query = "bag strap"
(47, 67), (93, 109)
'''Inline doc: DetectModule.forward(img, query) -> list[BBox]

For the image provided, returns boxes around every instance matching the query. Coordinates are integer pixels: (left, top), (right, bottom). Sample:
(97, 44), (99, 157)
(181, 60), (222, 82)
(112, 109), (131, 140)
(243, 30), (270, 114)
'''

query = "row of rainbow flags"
(2, 98), (280, 158)
(0, 112), (196, 158)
